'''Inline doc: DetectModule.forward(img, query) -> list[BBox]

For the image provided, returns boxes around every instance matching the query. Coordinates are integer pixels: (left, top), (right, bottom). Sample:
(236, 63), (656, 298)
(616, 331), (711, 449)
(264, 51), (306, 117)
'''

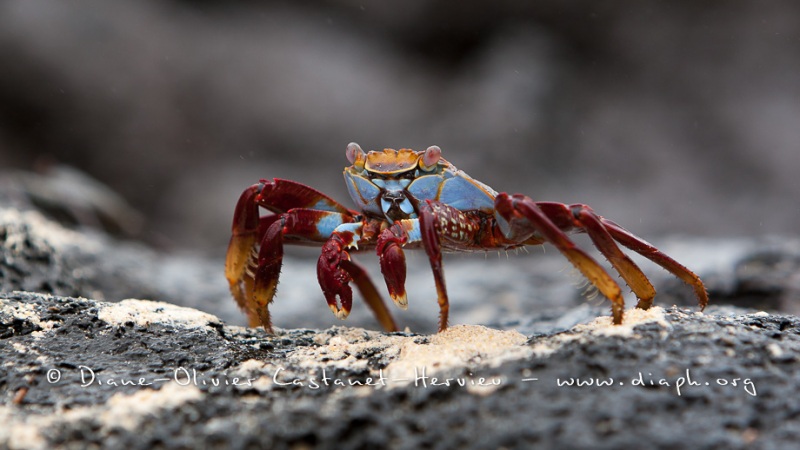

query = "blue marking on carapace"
(438, 174), (496, 212)
(344, 172), (382, 216)
(380, 179), (403, 192)
(407, 173), (444, 202)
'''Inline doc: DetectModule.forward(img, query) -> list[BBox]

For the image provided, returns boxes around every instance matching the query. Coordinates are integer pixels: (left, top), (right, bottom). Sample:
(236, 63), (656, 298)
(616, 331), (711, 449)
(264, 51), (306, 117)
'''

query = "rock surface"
(2, 292), (799, 449)
(3, 200), (800, 449)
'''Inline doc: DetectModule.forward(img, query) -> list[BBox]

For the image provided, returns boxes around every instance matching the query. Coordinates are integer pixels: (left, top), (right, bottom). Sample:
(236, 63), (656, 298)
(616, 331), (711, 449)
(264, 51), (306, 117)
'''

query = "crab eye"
(346, 142), (366, 170)
(420, 145), (441, 171)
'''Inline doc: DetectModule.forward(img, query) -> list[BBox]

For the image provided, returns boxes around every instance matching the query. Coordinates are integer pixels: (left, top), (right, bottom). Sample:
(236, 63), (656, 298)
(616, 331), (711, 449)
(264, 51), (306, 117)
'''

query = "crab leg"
(534, 201), (707, 310)
(495, 193), (627, 324)
(536, 202), (657, 309)
(226, 178), (394, 332)
(226, 178), (353, 305)
(376, 223), (411, 309)
(418, 200), (483, 331)
(256, 178), (355, 215)
(340, 259), (399, 332)
(600, 218), (708, 310)
(234, 208), (351, 332)
(317, 223), (399, 332)
(225, 183), (267, 324)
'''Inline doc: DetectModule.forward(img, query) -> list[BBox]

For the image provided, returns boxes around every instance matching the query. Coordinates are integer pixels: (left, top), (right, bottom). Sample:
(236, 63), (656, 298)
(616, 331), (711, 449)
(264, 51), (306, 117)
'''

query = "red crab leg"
(257, 178), (355, 215)
(600, 218), (708, 310)
(536, 202), (656, 309)
(534, 202), (707, 310)
(535, 202), (657, 309)
(225, 184), (265, 325)
(376, 223), (409, 309)
(226, 178), (376, 332)
(250, 217), (285, 332)
(243, 208), (350, 332)
(418, 201), (483, 332)
(226, 179), (350, 311)
(317, 225), (399, 332)
(340, 259), (399, 332)
(495, 193), (627, 324)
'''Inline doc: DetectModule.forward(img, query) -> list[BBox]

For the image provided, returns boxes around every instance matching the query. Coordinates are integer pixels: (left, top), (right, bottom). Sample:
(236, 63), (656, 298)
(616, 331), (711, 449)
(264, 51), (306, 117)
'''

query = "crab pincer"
(377, 224), (409, 309)
(317, 234), (355, 319)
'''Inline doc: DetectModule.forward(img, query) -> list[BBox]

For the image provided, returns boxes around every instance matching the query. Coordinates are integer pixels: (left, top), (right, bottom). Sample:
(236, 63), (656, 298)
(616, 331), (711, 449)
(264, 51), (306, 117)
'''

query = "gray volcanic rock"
(7, 196), (800, 335)
(0, 206), (243, 325)
(2, 292), (799, 449)
(3, 188), (800, 449)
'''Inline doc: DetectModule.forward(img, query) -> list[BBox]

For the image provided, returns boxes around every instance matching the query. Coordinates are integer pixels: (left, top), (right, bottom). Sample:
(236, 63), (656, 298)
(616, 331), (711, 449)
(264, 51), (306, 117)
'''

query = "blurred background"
(1, 0), (799, 257)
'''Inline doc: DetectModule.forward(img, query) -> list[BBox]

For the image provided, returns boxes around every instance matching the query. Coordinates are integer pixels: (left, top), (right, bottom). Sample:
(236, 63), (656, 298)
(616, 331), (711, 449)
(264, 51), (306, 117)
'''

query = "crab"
(225, 143), (707, 333)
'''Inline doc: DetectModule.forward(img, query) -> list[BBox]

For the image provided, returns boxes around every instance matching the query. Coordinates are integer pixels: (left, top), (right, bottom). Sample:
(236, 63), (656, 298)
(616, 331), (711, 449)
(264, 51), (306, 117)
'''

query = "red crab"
(225, 143), (707, 332)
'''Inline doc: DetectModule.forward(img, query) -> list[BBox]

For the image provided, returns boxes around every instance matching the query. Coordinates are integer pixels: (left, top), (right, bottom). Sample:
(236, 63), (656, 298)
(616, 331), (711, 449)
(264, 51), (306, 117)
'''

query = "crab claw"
(377, 227), (408, 309)
(317, 235), (354, 319)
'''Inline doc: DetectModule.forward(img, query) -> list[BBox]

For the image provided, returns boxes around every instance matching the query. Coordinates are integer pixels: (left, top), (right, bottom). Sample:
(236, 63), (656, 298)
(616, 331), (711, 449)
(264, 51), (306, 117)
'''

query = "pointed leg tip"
(611, 304), (624, 325)
(635, 297), (654, 310)
(698, 288), (709, 311)
(329, 304), (351, 320)
(256, 309), (274, 333)
(391, 293), (408, 310)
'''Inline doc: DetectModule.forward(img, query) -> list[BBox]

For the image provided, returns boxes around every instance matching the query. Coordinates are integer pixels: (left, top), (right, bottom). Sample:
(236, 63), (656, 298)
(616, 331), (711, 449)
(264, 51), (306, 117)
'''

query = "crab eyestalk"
(346, 142), (366, 171)
(420, 145), (441, 171)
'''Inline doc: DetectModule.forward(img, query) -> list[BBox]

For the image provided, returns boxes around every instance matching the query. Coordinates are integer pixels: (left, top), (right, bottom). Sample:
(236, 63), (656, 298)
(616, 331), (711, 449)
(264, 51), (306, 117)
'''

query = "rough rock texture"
(2, 292), (799, 450)
(4, 184), (800, 449)
(6, 199), (800, 335)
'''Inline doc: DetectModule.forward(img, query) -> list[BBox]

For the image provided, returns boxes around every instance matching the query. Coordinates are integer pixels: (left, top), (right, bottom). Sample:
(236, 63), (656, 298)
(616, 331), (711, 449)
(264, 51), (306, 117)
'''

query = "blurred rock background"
(4, 5), (800, 445)
(2, 0), (798, 256)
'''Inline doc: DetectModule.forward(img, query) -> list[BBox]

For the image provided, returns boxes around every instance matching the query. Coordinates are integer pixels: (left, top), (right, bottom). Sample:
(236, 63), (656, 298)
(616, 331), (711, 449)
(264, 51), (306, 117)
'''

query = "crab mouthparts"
(381, 192), (415, 223)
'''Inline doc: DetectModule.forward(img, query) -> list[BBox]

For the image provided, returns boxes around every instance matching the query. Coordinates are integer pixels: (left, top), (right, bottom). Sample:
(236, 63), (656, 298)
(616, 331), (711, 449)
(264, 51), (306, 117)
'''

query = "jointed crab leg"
(236, 208), (353, 332)
(496, 194), (708, 323)
(601, 219), (708, 310)
(317, 224), (399, 332)
(376, 223), (410, 309)
(225, 183), (264, 323)
(496, 194), (627, 324)
(418, 200), (484, 331)
(537, 202), (657, 309)
(226, 179), (397, 333)
(419, 204), (449, 331)
(533, 201), (707, 310)
(340, 259), (399, 332)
